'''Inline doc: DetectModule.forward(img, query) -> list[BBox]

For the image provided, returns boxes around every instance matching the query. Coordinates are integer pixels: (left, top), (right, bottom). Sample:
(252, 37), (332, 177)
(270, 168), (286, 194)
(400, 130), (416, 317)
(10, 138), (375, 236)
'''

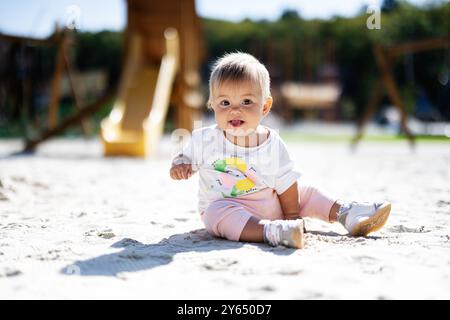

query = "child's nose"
(229, 107), (242, 115)
(229, 103), (242, 111)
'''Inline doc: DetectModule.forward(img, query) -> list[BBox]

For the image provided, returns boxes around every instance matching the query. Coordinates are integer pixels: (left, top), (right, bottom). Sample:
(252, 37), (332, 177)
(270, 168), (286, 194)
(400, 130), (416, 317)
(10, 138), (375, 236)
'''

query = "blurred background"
(0, 0), (449, 155)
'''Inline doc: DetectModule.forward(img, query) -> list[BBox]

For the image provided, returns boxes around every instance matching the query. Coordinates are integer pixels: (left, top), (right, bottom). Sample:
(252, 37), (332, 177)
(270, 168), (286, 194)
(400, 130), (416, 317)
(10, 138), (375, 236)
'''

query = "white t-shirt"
(173, 124), (301, 213)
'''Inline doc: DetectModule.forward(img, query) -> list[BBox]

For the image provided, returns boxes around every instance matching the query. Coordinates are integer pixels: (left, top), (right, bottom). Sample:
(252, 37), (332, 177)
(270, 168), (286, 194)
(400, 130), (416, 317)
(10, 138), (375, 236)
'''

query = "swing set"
(0, 25), (115, 152)
(352, 36), (450, 148)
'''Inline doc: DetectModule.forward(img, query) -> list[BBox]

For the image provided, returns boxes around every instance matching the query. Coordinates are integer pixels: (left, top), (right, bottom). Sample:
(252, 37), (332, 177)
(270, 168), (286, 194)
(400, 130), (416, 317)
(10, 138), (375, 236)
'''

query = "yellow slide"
(100, 29), (179, 157)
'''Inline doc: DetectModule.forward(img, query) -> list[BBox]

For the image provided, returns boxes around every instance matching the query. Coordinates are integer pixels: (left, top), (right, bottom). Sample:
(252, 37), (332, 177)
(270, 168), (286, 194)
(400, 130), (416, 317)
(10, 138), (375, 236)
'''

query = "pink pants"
(201, 184), (337, 241)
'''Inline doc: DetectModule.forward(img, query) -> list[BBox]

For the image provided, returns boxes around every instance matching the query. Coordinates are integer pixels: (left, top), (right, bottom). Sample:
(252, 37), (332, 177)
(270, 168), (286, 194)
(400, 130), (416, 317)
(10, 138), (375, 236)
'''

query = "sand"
(0, 136), (449, 299)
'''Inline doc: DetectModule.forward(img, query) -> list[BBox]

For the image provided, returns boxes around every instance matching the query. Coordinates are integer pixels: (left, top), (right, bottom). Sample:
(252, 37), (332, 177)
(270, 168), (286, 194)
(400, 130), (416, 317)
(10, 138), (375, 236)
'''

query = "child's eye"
(242, 99), (253, 105)
(219, 100), (230, 107)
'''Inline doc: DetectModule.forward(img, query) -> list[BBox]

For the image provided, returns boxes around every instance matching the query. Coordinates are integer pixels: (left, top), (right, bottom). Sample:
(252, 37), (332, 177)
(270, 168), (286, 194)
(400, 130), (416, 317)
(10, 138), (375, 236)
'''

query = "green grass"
(0, 122), (23, 138)
(279, 132), (450, 143)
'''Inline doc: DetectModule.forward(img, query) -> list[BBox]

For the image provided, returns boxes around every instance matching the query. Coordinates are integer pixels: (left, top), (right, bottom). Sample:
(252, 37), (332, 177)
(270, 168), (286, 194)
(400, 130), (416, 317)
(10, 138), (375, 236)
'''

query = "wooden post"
(62, 31), (90, 136)
(351, 79), (383, 148)
(24, 89), (116, 153)
(373, 44), (415, 146)
(284, 38), (293, 81)
(47, 26), (65, 129)
(173, 0), (202, 131)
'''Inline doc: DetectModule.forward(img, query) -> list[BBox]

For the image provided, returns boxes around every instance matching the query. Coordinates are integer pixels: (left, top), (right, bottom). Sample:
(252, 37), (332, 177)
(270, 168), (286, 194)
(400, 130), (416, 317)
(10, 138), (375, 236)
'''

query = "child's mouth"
(229, 120), (245, 127)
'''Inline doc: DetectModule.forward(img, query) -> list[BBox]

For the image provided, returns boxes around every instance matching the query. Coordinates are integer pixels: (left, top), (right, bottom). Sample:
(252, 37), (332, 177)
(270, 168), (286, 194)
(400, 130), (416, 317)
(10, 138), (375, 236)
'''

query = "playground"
(0, 0), (449, 299)
(0, 136), (449, 299)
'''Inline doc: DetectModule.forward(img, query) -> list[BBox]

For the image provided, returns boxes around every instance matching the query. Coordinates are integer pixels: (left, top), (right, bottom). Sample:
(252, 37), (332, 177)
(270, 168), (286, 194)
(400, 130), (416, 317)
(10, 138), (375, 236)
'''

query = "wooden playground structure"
(101, 0), (204, 156)
(1, 0), (204, 157)
(352, 36), (450, 148)
(2, 2), (449, 154)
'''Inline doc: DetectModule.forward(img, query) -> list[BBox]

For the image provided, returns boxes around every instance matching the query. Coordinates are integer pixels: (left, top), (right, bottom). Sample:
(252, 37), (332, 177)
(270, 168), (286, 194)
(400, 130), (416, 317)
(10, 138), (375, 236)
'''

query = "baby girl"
(170, 52), (391, 249)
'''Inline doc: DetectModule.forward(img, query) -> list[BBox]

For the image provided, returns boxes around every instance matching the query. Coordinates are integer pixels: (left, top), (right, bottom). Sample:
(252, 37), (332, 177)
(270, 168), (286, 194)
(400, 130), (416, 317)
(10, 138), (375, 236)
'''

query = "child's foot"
(263, 219), (305, 249)
(338, 201), (391, 236)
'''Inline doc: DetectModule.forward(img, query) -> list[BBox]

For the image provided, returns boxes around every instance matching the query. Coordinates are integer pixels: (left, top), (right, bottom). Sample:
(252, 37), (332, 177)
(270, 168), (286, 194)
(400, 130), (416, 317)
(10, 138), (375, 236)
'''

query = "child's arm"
(278, 182), (300, 220)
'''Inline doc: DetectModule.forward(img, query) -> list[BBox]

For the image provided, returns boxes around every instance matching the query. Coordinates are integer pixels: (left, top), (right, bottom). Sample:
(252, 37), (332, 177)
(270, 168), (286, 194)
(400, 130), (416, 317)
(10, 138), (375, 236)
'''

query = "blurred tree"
(382, 0), (399, 13)
(74, 31), (123, 87)
(280, 9), (301, 21)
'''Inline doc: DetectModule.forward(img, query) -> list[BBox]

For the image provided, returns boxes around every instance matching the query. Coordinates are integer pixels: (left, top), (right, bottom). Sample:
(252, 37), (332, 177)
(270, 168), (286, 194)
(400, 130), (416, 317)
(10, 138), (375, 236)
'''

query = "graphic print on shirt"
(212, 157), (260, 198)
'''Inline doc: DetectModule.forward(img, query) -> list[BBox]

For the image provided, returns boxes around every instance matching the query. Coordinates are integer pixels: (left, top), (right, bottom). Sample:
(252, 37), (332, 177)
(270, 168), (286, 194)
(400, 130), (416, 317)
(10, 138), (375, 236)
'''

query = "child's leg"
(298, 184), (339, 223)
(202, 200), (253, 242)
(298, 184), (391, 236)
(202, 200), (304, 248)
(239, 216), (264, 242)
(328, 201), (342, 222)
(201, 200), (274, 242)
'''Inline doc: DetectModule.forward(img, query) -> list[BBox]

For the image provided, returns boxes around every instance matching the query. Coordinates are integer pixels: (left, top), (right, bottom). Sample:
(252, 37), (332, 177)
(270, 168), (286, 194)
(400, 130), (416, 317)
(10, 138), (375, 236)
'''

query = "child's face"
(211, 79), (272, 137)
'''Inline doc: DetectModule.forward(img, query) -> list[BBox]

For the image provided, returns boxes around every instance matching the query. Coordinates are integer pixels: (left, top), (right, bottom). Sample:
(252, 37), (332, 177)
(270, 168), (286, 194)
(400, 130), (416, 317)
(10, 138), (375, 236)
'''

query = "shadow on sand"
(60, 229), (297, 277)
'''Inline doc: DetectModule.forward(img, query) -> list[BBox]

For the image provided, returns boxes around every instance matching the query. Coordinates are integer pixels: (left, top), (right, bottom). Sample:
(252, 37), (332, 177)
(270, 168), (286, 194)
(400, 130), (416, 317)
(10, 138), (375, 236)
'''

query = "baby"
(170, 52), (391, 249)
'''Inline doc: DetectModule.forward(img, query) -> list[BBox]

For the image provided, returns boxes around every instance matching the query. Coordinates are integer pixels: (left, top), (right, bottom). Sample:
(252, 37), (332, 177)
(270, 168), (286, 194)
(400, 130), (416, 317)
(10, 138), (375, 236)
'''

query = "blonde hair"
(207, 52), (271, 109)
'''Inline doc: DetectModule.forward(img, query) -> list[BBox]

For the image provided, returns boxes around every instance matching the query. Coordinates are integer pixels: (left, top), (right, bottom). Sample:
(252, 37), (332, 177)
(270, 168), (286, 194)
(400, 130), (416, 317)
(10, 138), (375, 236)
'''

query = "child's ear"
(262, 96), (273, 116)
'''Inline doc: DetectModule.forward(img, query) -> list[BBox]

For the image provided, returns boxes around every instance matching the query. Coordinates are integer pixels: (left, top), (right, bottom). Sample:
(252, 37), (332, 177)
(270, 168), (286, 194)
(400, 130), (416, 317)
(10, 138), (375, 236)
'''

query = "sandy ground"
(0, 135), (449, 299)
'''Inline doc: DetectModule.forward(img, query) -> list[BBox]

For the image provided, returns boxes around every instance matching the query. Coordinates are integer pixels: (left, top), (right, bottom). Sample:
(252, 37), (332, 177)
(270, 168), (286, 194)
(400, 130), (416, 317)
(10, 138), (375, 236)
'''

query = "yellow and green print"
(213, 157), (258, 197)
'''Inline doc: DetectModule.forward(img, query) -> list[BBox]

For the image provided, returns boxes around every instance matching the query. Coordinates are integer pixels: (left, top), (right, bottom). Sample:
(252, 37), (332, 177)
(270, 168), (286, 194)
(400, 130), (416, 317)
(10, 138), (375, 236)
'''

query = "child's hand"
(170, 164), (194, 180)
